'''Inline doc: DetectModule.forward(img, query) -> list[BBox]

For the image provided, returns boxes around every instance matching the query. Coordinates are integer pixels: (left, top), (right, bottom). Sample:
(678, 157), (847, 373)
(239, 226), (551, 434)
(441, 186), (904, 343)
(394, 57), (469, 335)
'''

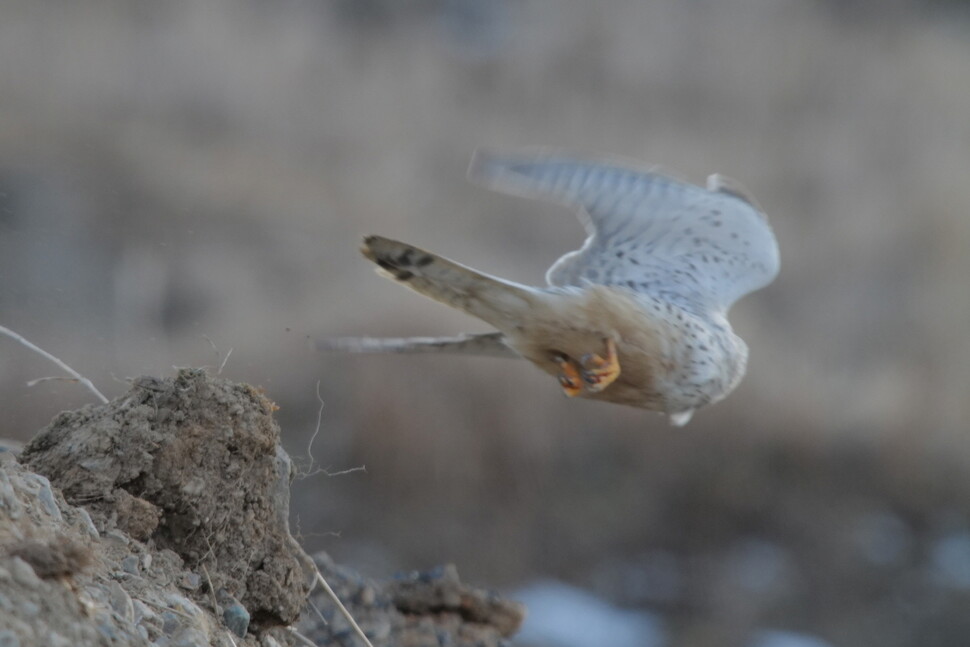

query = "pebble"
(179, 572), (201, 591)
(10, 557), (42, 589)
(1, 620), (32, 644)
(133, 599), (157, 625)
(47, 632), (72, 647)
(161, 611), (182, 635)
(170, 628), (210, 647)
(105, 529), (131, 548)
(221, 595), (251, 638)
(0, 469), (24, 519)
(24, 474), (63, 521)
(359, 584), (376, 605)
(18, 600), (40, 617)
(108, 581), (134, 622)
(73, 508), (100, 539)
(0, 629), (19, 647)
(164, 593), (204, 621)
(96, 621), (118, 641)
(122, 555), (141, 575)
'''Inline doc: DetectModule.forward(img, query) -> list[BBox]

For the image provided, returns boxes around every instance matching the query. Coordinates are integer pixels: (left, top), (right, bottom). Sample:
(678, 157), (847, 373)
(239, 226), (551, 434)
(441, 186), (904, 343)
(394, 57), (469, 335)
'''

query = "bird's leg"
(579, 337), (621, 393)
(552, 353), (583, 397)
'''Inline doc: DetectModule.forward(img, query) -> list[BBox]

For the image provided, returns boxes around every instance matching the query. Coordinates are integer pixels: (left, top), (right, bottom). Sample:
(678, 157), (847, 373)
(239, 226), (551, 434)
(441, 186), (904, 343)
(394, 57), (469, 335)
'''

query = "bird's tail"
(360, 235), (537, 330)
(316, 332), (518, 358)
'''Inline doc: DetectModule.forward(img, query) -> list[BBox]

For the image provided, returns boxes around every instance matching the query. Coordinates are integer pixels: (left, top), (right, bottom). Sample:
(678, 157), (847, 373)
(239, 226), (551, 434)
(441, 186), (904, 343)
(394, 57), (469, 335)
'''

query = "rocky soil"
(0, 369), (524, 647)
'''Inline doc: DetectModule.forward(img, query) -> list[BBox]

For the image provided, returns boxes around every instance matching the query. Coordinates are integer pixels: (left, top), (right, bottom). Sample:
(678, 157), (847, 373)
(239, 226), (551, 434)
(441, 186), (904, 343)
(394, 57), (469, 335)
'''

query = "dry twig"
(311, 567), (375, 647)
(0, 324), (108, 403)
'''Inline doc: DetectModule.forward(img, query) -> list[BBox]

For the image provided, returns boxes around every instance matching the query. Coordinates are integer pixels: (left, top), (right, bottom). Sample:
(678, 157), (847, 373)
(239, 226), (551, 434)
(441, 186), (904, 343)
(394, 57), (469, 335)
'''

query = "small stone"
(9, 557), (41, 589)
(1, 620), (32, 643)
(179, 572), (201, 590)
(0, 470), (23, 519)
(47, 632), (72, 647)
(164, 593), (204, 621)
(359, 585), (376, 606)
(25, 473), (63, 521)
(162, 611), (182, 635)
(133, 599), (156, 625)
(74, 508), (100, 539)
(97, 621), (117, 641)
(105, 529), (131, 548)
(18, 600), (40, 616)
(108, 581), (134, 622)
(142, 553), (153, 571)
(0, 629), (19, 647)
(171, 628), (210, 647)
(122, 555), (141, 575)
(367, 619), (392, 641)
(223, 602), (251, 638)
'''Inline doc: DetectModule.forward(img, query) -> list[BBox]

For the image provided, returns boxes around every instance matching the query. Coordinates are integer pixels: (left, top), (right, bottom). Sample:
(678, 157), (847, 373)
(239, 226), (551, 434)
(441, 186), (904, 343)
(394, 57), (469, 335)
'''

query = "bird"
(321, 149), (779, 426)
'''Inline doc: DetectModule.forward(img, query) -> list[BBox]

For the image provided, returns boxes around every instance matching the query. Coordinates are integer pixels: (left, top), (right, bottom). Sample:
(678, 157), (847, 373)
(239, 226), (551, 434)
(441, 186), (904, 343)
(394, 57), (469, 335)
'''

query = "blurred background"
(1, 0), (970, 645)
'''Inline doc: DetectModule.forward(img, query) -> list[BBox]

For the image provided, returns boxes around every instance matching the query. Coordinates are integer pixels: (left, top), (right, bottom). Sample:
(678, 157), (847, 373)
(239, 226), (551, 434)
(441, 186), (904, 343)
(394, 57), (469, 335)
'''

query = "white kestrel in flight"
(324, 150), (779, 425)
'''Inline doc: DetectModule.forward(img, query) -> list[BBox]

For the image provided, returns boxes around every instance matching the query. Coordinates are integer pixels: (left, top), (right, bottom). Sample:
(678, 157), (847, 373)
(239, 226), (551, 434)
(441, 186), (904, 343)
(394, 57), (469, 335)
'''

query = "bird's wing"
(468, 149), (780, 314)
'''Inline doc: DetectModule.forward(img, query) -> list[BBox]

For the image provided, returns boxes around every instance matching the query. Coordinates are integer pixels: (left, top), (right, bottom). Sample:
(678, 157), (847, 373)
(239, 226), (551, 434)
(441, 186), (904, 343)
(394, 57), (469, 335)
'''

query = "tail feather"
(316, 332), (519, 358)
(361, 235), (536, 330)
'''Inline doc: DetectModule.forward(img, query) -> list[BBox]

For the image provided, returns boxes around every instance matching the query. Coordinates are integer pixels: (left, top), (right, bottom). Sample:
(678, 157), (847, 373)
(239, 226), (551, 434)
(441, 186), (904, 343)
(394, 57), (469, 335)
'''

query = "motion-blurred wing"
(469, 150), (779, 314)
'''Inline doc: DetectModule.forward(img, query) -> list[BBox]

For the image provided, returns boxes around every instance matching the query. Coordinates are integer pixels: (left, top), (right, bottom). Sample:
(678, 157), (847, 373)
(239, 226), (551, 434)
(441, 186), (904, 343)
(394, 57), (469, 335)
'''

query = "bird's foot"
(552, 338), (621, 397)
(579, 338), (621, 393)
(553, 354), (583, 397)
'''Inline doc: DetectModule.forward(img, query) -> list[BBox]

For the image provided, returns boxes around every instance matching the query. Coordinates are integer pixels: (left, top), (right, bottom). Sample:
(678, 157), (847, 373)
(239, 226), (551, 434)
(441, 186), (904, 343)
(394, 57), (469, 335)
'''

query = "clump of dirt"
(300, 554), (525, 647)
(20, 368), (314, 627)
(3, 368), (528, 647)
(7, 534), (94, 578)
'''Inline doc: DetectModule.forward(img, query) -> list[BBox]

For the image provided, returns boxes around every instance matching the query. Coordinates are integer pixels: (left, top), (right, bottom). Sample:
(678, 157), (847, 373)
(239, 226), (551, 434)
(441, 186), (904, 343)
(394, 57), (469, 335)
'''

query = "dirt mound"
(1, 368), (527, 646)
(20, 369), (314, 628)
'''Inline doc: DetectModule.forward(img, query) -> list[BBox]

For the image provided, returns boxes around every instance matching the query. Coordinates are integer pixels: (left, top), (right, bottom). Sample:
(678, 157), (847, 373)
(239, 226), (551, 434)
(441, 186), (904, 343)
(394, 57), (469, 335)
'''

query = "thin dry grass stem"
(0, 324), (109, 403)
(135, 597), (196, 620)
(201, 563), (220, 617)
(296, 381), (366, 480)
(322, 466), (367, 477)
(306, 380), (324, 466)
(201, 334), (233, 375)
(288, 628), (320, 647)
(307, 596), (328, 625)
(311, 568), (374, 647)
(218, 348), (232, 375)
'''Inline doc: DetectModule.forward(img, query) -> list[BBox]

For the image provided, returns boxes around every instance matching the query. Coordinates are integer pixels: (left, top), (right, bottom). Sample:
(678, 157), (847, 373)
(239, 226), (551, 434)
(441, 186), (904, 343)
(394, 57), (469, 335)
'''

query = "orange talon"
(579, 338), (621, 393)
(553, 355), (583, 398)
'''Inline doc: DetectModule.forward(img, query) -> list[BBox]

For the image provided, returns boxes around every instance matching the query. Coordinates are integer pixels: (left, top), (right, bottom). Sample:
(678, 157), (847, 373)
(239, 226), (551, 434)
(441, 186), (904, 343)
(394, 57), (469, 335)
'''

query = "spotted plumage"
(323, 149), (780, 425)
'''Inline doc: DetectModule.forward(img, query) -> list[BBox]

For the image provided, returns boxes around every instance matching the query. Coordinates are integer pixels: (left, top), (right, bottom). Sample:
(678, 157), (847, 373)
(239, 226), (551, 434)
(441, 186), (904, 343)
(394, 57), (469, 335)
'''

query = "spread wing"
(468, 149), (780, 315)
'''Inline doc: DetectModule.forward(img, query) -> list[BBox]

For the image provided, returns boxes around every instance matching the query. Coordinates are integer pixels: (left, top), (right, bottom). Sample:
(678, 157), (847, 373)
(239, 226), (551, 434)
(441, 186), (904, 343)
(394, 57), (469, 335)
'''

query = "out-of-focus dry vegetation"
(2, 0), (970, 644)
